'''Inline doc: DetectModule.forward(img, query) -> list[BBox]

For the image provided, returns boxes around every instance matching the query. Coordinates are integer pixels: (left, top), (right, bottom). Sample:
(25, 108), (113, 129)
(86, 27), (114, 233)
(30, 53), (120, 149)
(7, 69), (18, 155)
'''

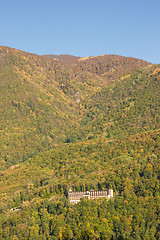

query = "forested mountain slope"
(0, 46), (159, 239)
(73, 54), (149, 81)
(42, 54), (81, 66)
(0, 47), (150, 167)
(0, 47), (81, 167)
(69, 64), (160, 142)
(0, 130), (159, 239)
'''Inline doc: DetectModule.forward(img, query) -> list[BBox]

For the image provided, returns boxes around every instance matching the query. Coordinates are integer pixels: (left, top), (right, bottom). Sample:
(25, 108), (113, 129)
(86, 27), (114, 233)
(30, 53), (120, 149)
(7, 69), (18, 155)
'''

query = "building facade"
(68, 189), (113, 204)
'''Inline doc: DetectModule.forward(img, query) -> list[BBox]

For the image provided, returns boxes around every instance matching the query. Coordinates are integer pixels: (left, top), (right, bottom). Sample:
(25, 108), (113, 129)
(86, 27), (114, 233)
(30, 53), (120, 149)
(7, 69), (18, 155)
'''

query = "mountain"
(73, 54), (149, 78)
(0, 46), (150, 167)
(0, 47), (81, 167)
(69, 64), (160, 142)
(42, 54), (81, 66)
(0, 46), (159, 239)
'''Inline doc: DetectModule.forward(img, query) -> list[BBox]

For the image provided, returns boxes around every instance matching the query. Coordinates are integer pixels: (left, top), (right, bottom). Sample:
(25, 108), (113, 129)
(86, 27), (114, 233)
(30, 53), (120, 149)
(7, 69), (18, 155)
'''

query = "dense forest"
(0, 46), (159, 239)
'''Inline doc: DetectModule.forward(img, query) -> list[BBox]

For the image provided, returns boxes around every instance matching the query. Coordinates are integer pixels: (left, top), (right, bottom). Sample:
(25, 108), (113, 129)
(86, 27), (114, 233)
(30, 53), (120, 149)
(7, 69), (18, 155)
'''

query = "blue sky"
(0, 0), (160, 63)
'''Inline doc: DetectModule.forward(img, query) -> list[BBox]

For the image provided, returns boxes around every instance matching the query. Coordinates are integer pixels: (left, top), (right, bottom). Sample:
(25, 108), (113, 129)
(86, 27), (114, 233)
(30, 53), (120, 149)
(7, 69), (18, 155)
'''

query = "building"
(68, 189), (113, 204)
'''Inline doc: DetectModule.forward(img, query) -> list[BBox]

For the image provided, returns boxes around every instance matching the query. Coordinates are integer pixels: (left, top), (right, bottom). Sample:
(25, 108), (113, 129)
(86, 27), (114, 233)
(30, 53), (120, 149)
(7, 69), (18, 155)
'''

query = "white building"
(68, 189), (113, 204)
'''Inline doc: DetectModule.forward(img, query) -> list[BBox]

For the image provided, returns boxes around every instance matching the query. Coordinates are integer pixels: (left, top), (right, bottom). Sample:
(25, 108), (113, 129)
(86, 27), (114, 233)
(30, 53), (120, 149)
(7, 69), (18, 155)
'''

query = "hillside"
(68, 64), (160, 142)
(0, 47), (81, 167)
(42, 54), (81, 66)
(0, 46), (159, 239)
(73, 54), (149, 81)
(0, 130), (159, 239)
(0, 46), (150, 167)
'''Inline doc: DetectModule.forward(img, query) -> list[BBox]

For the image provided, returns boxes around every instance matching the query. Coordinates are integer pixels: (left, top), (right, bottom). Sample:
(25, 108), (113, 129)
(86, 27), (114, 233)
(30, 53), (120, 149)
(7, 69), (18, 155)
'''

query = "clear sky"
(0, 0), (160, 63)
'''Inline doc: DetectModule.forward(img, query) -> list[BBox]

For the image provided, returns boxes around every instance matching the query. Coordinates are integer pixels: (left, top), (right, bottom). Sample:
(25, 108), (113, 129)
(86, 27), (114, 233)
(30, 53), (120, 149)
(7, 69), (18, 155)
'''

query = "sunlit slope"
(0, 126), (159, 240)
(70, 65), (160, 141)
(0, 47), (152, 167)
(0, 47), (159, 240)
(74, 54), (149, 80)
(0, 130), (159, 201)
(0, 47), (80, 167)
